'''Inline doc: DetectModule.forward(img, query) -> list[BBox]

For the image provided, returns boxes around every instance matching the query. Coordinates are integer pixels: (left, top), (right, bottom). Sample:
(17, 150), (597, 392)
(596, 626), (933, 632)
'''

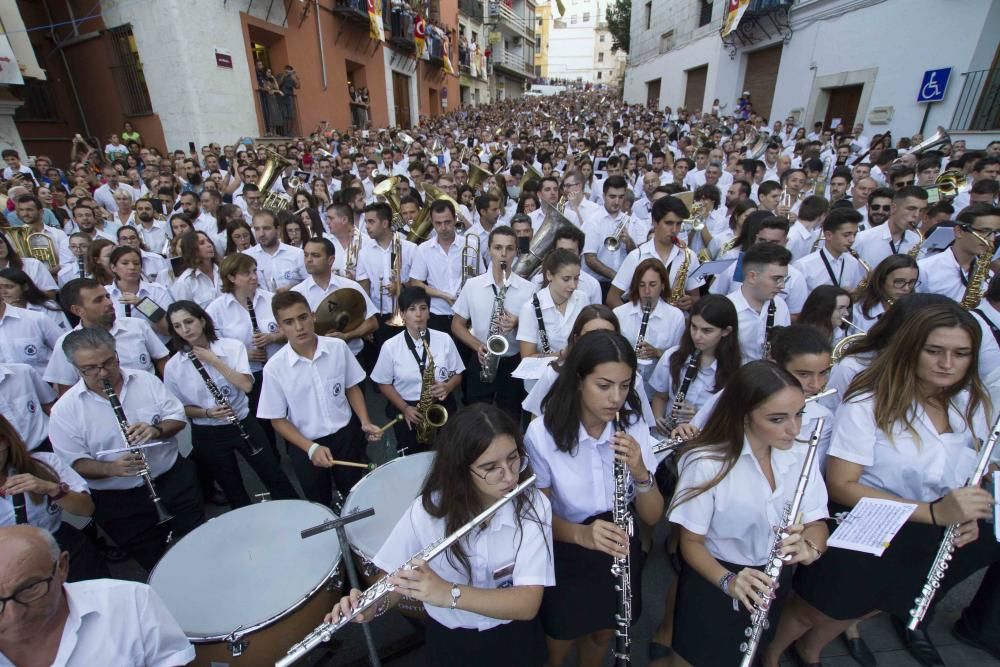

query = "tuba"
(3, 226), (58, 270)
(512, 199), (574, 279)
(373, 177), (406, 231)
(468, 163), (494, 191)
(258, 148), (294, 212)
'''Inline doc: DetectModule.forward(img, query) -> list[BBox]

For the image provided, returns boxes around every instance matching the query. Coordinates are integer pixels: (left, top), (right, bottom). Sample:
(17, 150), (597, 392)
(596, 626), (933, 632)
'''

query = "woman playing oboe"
(765, 304), (1000, 667)
(331, 404), (554, 666)
(668, 361), (829, 667)
(524, 330), (663, 666)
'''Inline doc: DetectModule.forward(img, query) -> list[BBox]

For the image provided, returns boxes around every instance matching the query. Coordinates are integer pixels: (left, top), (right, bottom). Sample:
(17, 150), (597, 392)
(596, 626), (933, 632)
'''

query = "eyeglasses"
(470, 453), (529, 485)
(0, 562), (57, 615)
(891, 278), (919, 289)
(968, 227), (1000, 238)
(75, 353), (119, 377)
(869, 204), (891, 211)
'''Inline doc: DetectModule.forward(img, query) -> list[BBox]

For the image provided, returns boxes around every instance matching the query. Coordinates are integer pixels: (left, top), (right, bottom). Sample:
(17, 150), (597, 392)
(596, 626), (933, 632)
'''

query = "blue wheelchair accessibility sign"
(917, 68), (951, 103)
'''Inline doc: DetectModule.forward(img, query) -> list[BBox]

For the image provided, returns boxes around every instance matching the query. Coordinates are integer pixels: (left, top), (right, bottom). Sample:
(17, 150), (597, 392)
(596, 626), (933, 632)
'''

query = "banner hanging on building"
(721, 0), (751, 37)
(367, 0), (385, 42)
(415, 15), (426, 58)
(0, 35), (25, 85)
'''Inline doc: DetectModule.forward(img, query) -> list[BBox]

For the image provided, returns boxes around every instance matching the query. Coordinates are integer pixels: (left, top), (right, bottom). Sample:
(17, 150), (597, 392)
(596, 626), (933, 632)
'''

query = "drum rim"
(342, 451), (435, 562)
(149, 500), (342, 643)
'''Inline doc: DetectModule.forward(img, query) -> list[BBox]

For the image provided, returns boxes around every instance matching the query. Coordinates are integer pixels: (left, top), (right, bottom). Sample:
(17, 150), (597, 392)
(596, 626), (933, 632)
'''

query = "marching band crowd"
(1, 89), (999, 667)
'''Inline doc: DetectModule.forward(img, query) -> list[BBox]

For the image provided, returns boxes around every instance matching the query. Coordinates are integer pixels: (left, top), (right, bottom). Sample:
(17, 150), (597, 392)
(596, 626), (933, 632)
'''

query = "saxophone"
(960, 249), (992, 310)
(611, 412), (634, 666)
(907, 227), (924, 258)
(849, 248), (872, 292)
(908, 410), (1000, 630)
(414, 330), (448, 444)
(668, 247), (691, 305)
(278, 476), (538, 667)
(738, 417), (826, 667)
(480, 262), (510, 383)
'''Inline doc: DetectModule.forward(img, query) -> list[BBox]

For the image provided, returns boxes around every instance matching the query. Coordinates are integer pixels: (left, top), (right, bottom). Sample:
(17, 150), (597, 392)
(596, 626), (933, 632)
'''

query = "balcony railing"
(330, 0), (371, 26)
(492, 49), (530, 78)
(490, 1), (528, 37)
(426, 31), (448, 68)
(386, 8), (416, 52)
(459, 0), (483, 20)
(951, 68), (1000, 131)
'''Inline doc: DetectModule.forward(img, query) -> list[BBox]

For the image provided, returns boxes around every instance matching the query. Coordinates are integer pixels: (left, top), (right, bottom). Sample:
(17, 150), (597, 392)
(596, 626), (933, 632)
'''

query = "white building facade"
(624, 0), (1000, 147)
(488, 0), (537, 100)
(547, 0), (599, 83)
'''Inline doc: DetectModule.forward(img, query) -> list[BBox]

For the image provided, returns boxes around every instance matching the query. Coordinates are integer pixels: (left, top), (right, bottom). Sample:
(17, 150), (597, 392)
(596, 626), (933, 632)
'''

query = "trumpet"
(344, 228), (361, 280)
(604, 215), (631, 251)
(460, 233), (480, 291)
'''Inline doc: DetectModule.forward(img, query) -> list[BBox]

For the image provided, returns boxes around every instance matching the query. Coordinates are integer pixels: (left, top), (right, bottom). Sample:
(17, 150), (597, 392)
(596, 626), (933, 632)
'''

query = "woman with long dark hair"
(797, 284), (852, 344)
(170, 230), (221, 307)
(0, 234), (57, 294)
(0, 268), (70, 331)
(853, 254), (919, 331)
(332, 403), (553, 667)
(106, 245), (174, 338)
(86, 238), (116, 286)
(224, 219), (256, 256)
(525, 330), (663, 666)
(0, 414), (108, 581)
(766, 305), (1000, 667)
(517, 249), (588, 360)
(163, 300), (297, 508)
(669, 361), (829, 666)
(650, 294), (740, 433)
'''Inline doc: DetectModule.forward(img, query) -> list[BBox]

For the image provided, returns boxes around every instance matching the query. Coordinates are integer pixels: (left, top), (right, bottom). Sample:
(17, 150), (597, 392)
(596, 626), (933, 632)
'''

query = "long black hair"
(421, 403), (544, 578)
(542, 330), (640, 453)
(858, 254), (918, 320)
(768, 324), (832, 366)
(798, 285), (851, 340)
(668, 294), (740, 391)
(842, 293), (954, 360)
(165, 300), (220, 350)
(0, 268), (60, 310)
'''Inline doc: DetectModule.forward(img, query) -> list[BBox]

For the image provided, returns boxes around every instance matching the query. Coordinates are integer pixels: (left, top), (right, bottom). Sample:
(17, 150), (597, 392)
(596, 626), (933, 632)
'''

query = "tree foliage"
(605, 0), (631, 54)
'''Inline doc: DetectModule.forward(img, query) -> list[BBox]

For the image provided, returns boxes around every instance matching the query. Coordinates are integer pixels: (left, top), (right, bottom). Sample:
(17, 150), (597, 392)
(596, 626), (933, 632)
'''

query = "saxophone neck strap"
(404, 330), (428, 372)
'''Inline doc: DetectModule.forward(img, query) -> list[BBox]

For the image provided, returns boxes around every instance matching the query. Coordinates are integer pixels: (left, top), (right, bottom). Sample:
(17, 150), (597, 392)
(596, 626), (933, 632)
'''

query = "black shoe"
(842, 633), (877, 667)
(890, 616), (944, 667)
(953, 617), (1000, 661)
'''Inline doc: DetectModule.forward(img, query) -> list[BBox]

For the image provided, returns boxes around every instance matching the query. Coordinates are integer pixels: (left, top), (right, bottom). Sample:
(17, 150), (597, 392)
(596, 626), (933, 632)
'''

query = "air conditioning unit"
(512, 36), (522, 45)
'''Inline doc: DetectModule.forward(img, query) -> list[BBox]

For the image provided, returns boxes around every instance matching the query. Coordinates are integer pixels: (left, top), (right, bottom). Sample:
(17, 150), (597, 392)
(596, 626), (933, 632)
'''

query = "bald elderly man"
(0, 525), (194, 666)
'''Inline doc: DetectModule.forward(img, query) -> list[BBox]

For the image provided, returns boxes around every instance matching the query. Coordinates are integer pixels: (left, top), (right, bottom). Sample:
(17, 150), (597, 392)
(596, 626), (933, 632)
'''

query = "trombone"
(460, 233), (480, 291)
(344, 228), (362, 280)
(381, 232), (405, 327)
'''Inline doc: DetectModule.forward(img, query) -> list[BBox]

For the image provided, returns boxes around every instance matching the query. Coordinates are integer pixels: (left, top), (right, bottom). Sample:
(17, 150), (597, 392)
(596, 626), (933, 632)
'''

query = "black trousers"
(427, 313), (453, 336)
(384, 396), (457, 455)
(249, 370), (278, 456)
(286, 421), (367, 507)
(190, 417), (299, 508)
(54, 523), (110, 582)
(464, 353), (524, 423)
(91, 456), (204, 572)
(363, 314), (405, 375)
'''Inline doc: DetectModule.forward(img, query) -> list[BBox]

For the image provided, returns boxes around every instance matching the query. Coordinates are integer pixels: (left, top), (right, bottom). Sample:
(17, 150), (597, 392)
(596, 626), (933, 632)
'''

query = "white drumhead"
(148, 500), (341, 639)
(342, 452), (434, 561)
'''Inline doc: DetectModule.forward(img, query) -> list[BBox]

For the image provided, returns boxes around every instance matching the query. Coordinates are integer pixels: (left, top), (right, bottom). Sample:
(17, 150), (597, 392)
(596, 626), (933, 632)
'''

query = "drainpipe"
(43, 0), (91, 136)
(316, 0), (328, 90)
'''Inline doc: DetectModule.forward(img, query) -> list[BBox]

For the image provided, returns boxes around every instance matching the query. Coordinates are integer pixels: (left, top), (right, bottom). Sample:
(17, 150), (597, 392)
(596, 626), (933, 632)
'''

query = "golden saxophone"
(668, 247), (691, 305)
(961, 249), (992, 310)
(415, 329), (448, 444)
(849, 248), (872, 292)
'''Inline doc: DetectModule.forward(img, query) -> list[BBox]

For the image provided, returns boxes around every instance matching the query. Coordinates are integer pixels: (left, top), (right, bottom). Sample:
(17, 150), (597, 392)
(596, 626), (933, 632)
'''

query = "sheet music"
(687, 258), (737, 280)
(828, 498), (917, 557)
(512, 356), (558, 380)
(922, 226), (955, 253)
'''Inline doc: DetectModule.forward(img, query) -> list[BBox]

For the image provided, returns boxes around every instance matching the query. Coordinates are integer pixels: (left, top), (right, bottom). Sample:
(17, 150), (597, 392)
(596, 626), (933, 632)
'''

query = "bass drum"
(342, 451), (435, 618)
(149, 500), (342, 666)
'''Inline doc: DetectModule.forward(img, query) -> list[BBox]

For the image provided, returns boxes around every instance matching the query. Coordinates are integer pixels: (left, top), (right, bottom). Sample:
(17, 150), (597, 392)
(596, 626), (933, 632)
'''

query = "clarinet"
(77, 256), (86, 279)
(277, 475), (538, 667)
(907, 410), (1000, 630)
(611, 412), (634, 666)
(101, 380), (173, 527)
(183, 346), (262, 456)
(634, 300), (652, 360)
(667, 351), (701, 431)
(761, 299), (777, 359)
(739, 417), (826, 667)
(246, 296), (261, 334)
(8, 467), (28, 525)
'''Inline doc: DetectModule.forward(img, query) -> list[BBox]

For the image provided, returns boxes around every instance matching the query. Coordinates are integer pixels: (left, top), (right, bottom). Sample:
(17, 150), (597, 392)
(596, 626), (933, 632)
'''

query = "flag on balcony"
(442, 32), (455, 74)
(555, 0), (565, 16)
(415, 15), (426, 57)
(721, 0), (750, 37)
(367, 0), (385, 42)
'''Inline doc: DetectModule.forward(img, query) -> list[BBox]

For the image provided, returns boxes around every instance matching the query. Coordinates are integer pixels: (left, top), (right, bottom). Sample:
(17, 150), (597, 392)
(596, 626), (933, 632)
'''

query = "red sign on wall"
(215, 50), (233, 69)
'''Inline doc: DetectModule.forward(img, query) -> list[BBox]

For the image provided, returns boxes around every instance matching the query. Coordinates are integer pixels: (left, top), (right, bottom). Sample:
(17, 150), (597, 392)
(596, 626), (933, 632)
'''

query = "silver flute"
(739, 417), (826, 667)
(611, 412), (633, 665)
(101, 380), (173, 526)
(907, 410), (1000, 630)
(184, 346), (262, 456)
(276, 475), (538, 667)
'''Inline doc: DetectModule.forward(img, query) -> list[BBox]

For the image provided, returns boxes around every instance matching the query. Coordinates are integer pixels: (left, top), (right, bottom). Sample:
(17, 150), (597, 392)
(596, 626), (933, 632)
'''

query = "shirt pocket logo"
(139, 353), (149, 367)
(23, 343), (38, 358)
(26, 399), (37, 414)
(268, 322), (279, 333)
(332, 382), (342, 397)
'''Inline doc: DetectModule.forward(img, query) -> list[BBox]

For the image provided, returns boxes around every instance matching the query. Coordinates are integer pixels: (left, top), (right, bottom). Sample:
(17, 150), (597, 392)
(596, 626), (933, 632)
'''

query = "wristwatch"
(49, 482), (70, 501)
(449, 583), (462, 609)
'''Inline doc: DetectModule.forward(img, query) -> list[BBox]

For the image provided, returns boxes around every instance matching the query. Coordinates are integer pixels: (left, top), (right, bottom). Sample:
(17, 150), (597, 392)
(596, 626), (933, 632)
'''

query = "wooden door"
(823, 85), (863, 133)
(743, 45), (782, 123)
(684, 66), (708, 114)
(646, 78), (661, 108)
(392, 72), (412, 129)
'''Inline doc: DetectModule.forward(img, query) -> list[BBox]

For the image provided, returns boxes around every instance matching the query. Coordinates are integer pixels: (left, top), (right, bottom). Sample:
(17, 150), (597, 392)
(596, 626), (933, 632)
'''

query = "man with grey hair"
(0, 525), (195, 665)
(48, 328), (203, 571)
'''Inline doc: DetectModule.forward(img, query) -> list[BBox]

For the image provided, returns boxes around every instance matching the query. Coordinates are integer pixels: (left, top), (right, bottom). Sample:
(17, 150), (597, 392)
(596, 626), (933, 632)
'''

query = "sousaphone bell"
(315, 289), (366, 336)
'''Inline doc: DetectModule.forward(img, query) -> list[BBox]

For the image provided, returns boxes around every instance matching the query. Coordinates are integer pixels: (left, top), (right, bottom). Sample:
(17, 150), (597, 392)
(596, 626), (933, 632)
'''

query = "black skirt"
(795, 503), (1000, 621)
(540, 511), (645, 640)
(672, 556), (793, 667)
(424, 614), (546, 667)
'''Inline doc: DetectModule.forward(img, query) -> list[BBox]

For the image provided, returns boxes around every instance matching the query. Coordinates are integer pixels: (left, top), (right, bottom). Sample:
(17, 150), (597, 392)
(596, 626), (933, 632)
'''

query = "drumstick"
(331, 459), (375, 470)
(376, 415), (404, 434)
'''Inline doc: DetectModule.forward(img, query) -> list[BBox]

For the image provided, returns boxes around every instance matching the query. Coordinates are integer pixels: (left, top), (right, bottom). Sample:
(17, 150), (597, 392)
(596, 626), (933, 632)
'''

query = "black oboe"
(184, 346), (261, 456)
(762, 299), (776, 359)
(8, 467), (28, 525)
(246, 296), (261, 334)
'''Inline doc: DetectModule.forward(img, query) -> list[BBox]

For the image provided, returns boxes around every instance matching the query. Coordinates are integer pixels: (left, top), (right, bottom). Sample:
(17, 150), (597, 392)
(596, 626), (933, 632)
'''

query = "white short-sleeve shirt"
(794, 248), (867, 293)
(0, 452), (88, 533)
(829, 392), (991, 502)
(291, 275), (377, 356)
(108, 281), (175, 341)
(256, 336), (366, 440)
(48, 370), (185, 491)
(0, 580), (196, 667)
(25, 302), (71, 333)
(163, 337), (252, 425)
(727, 288), (791, 364)
(372, 489), (555, 630)
(409, 238), (467, 316)
(853, 224), (921, 269)
(669, 437), (829, 566)
(0, 304), (63, 373)
(524, 417), (658, 524)
(917, 247), (989, 306)
(453, 272), (536, 356)
(649, 347), (719, 418)
(521, 364), (658, 428)
(610, 242), (705, 295)
(244, 242), (308, 290)
(971, 303), (1000, 375)
(206, 289), (281, 372)
(370, 329), (465, 402)
(613, 300), (685, 381)
(169, 266), (223, 307)
(44, 318), (168, 386)
(582, 209), (631, 282)
(516, 287), (589, 355)
(356, 237), (417, 312)
(19, 256), (58, 292)
(0, 362), (56, 450)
